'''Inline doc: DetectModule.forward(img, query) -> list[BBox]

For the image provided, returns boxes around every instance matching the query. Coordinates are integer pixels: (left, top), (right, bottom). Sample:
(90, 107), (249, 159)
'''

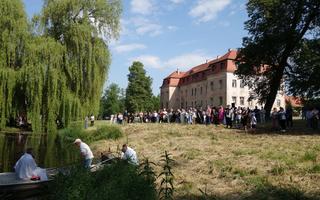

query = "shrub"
(49, 161), (157, 200)
(58, 127), (86, 142)
(94, 125), (123, 140)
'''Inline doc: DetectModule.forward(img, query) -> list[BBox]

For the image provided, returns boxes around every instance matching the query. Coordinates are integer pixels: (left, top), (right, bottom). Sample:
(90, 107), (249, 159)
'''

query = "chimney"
(176, 68), (179, 74)
(206, 59), (208, 63)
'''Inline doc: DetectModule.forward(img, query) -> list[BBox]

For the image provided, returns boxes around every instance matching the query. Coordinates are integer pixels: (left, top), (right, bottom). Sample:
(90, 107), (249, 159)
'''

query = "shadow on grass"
(176, 184), (320, 200)
(247, 119), (320, 136)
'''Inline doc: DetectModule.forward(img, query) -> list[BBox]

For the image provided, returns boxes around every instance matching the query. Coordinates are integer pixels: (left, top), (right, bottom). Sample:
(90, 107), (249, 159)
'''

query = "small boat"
(0, 157), (117, 199)
(0, 168), (57, 199)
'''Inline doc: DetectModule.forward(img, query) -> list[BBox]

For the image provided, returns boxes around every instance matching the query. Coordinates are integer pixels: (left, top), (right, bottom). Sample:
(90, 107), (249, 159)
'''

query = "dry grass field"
(89, 121), (320, 200)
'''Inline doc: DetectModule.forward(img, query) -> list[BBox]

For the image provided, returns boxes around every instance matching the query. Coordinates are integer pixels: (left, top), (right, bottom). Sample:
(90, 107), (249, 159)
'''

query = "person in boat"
(14, 148), (47, 180)
(74, 138), (94, 168)
(121, 144), (138, 165)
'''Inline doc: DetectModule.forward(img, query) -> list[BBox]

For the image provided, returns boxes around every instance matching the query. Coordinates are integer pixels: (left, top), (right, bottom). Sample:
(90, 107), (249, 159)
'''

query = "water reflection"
(0, 132), (78, 172)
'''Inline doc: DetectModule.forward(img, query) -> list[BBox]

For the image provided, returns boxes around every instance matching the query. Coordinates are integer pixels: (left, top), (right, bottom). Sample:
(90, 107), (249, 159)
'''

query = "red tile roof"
(163, 49), (238, 87)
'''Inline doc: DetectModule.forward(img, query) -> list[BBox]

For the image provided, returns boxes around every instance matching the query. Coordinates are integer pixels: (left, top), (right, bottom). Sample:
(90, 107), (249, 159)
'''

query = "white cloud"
(131, 55), (162, 69)
(136, 23), (162, 36)
(131, 52), (211, 70)
(164, 53), (210, 70)
(114, 43), (147, 53)
(131, 17), (163, 36)
(131, 0), (154, 15)
(167, 25), (178, 31)
(169, 0), (184, 4)
(189, 0), (231, 23)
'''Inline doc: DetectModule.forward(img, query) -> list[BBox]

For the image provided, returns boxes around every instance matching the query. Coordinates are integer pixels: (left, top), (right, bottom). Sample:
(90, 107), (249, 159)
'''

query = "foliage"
(150, 94), (161, 111)
(139, 158), (157, 188)
(125, 61), (153, 113)
(94, 125), (123, 140)
(235, 0), (320, 116)
(49, 160), (157, 200)
(58, 124), (123, 143)
(99, 83), (125, 118)
(158, 151), (175, 200)
(287, 39), (320, 98)
(0, 0), (122, 132)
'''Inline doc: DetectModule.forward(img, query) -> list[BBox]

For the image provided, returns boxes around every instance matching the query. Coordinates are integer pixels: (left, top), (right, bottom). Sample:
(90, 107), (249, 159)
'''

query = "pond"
(0, 132), (79, 173)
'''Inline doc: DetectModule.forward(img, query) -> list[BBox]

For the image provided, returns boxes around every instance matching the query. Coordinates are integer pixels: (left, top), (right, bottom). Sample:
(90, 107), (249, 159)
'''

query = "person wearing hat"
(74, 139), (94, 168)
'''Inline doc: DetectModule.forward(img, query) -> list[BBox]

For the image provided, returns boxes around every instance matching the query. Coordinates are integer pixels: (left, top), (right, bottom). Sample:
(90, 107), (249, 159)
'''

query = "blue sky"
(23, 0), (248, 95)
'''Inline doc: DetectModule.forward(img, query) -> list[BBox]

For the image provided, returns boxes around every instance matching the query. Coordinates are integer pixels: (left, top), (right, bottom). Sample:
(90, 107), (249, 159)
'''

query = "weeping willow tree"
(0, 0), (121, 132)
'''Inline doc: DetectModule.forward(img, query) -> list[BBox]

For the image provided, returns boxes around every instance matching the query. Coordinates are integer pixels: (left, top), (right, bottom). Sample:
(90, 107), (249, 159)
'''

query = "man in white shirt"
(14, 148), (47, 180)
(74, 139), (94, 168)
(121, 144), (138, 165)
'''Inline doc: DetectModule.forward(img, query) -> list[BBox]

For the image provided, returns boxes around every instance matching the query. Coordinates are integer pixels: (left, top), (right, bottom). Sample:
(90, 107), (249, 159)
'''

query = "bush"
(49, 161), (157, 200)
(93, 125), (123, 140)
(58, 127), (87, 142)
(58, 125), (123, 143)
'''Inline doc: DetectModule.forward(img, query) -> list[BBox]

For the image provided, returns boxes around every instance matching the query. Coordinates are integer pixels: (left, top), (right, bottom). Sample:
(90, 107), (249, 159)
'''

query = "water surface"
(0, 132), (78, 172)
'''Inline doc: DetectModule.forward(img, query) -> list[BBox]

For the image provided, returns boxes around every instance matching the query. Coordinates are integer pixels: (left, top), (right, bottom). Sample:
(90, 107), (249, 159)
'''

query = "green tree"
(125, 61), (153, 113)
(235, 0), (320, 116)
(150, 95), (160, 112)
(100, 83), (124, 118)
(0, 0), (121, 132)
(287, 39), (320, 98)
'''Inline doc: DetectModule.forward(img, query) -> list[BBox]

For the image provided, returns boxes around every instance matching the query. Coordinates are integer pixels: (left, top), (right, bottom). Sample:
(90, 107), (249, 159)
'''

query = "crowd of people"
(109, 105), (320, 132)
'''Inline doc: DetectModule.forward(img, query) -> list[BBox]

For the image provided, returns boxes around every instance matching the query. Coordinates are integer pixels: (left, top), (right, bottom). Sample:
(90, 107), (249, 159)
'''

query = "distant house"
(160, 49), (286, 110)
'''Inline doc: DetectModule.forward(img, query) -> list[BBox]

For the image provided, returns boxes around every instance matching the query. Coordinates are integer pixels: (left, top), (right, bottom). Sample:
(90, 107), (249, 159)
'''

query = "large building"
(160, 49), (285, 110)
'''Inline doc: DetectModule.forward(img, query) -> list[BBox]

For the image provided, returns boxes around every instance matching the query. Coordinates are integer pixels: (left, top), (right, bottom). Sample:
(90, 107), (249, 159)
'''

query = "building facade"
(160, 49), (286, 110)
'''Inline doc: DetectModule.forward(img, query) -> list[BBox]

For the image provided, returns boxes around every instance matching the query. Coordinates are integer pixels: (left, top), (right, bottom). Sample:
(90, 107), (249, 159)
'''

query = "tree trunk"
(264, 65), (285, 121)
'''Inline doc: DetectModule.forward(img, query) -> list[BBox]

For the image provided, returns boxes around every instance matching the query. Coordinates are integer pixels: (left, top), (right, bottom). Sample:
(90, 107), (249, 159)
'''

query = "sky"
(23, 0), (248, 95)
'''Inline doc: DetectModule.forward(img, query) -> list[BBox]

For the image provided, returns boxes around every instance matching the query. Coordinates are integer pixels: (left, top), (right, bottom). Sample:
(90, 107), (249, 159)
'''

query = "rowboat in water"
(0, 156), (116, 199)
(0, 168), (57, 199)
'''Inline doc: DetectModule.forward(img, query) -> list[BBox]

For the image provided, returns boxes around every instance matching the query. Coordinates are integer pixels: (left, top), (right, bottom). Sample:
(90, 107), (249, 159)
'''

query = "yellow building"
(160, 49), (285, 110)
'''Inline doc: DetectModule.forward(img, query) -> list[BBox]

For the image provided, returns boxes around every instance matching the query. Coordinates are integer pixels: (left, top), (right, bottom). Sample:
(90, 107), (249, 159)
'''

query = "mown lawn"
(89, 120), (320, 200)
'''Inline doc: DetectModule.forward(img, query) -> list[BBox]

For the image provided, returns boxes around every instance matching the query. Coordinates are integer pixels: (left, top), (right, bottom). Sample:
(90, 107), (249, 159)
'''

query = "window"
(249, 101), (253, 106)
(200, 100), (203, 106)
(232, 96), (237, 104)
(219, 80), (223, 89)
(191, 88), (193, 96)
(210, 81), (214, 91)
(210, 97), (214, 105)
(277, 99), (281, 107)
(232, 80), (237, 88)
(185, 101), (188, 107)
(195, 88), (197, 96)
(211, 64), (216, 71)
(219, 96), (223, 105)
(240, 97), (244, 106)
(200, 87), (202, 95)
(240, 80), (245, 88)
(220, 62), (225, 70)
(185, 89), (187, 96)
(191, 102), (193, 107)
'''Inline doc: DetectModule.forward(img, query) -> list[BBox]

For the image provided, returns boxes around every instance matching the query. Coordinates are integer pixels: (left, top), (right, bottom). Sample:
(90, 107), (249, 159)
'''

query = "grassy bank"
(88, 121), (320, 199)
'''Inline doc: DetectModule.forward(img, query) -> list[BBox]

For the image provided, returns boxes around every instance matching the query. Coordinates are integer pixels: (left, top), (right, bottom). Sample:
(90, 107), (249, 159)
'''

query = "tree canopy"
(287, 39), (320, 98)
(100, 83), (125, 118)
(0, 0), (121, 132)
(235, 0), (320, 114)
(125, 61), (153, 113)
